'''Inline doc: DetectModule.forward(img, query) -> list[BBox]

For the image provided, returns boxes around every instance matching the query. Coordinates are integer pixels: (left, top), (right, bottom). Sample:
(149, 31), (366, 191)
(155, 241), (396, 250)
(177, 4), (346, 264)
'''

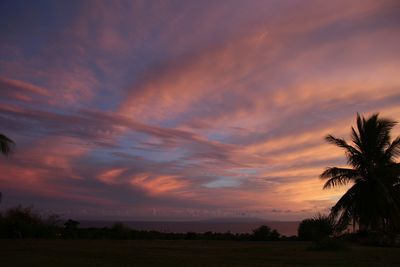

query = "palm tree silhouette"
(0, 133), (15, 156)
(321, 113), (400, 233)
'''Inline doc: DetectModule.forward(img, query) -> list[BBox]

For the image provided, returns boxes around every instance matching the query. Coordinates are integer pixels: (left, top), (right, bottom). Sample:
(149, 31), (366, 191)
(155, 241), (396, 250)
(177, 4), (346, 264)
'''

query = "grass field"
(1, 240), (400, 267)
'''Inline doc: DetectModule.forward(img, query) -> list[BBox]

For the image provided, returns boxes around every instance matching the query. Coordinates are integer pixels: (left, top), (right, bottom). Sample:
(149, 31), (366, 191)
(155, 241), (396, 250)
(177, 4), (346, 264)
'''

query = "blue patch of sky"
(122, 146), (185, 162)
(205, 132), (229, 143)
(116, 131), (186, 162)
(230, 168), (258, 175)
(0, 0), (81, 57)
(85, 148), (116, 164)
(204, 177), (241, 188)
(88, 69), (125, 111)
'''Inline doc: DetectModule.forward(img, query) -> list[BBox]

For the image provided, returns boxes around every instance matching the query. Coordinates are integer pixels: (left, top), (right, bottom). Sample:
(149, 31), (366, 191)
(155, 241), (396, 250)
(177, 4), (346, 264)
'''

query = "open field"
(1, 240), (400, 267)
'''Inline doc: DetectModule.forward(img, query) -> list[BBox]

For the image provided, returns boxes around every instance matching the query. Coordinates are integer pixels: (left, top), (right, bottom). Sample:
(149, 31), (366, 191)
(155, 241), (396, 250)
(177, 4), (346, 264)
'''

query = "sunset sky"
(1, 0), (400, 221)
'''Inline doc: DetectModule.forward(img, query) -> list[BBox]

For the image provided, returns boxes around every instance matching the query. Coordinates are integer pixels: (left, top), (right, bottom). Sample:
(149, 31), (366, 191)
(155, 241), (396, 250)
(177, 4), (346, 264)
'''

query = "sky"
(1, 0), (400, 221)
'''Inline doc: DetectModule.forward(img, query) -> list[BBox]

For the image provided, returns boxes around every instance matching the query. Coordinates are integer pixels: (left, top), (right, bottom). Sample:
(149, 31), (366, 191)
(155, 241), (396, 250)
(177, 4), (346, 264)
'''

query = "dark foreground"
(1, 240), (400, 267)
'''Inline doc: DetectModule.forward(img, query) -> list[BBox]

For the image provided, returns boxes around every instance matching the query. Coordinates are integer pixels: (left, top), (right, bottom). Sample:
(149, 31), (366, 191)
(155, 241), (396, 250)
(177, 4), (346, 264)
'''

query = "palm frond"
(323, 177), (351, 189)
(375, 117), (396, 150)
(385, 137), (400, 160)
(320, 167), (358, 179)
(356, 113), (365, 142)
(321, 167), (359, 189)
(351, 126), (362, 151)
(325, 135), (363, 168)
(325, 135), (359, 155)
(330, 184), (358, 228)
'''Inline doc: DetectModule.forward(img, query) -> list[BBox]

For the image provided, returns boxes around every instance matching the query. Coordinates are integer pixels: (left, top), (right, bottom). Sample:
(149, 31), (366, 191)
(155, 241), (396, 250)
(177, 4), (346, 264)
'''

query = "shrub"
(298, 214), (334, 241)
(63, 219), (80, 238)
(111, 222), (132, 239)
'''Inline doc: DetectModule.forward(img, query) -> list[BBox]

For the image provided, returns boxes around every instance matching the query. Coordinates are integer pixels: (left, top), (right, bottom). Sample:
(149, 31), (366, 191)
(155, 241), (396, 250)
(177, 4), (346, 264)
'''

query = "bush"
(110, 222), (132, 239)
(298, 214), (334, 241)
(63, 219), (80, 238)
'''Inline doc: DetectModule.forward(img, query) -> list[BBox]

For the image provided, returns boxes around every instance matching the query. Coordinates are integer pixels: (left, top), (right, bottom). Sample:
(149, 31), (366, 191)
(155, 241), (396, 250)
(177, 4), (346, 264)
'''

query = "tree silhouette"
(0, 133), (15, 203)
(251, 225), (280, 241)
(0, 133), (15, 156)
(321, 113), (400, 233)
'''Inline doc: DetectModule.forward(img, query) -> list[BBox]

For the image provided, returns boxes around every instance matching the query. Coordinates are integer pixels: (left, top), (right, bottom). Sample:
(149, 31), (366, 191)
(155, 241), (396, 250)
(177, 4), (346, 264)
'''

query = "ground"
(1, 240), (400, 267)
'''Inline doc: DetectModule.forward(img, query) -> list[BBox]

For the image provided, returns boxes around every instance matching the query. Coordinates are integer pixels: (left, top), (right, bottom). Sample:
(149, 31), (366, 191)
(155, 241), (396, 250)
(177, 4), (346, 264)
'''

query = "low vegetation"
(0, 206), (290, 241)
(0, 206), (60, 238)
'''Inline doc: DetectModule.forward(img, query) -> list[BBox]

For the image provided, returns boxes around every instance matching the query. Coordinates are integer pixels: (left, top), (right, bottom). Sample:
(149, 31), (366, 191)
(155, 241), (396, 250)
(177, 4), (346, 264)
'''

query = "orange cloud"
(130, 173), (191, 196)
(98, 168), (127, 184)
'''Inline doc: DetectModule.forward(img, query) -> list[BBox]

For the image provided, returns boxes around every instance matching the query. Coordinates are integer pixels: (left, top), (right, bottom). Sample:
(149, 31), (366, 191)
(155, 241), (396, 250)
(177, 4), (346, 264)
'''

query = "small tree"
(252, 225), (280, 241)
(63, 219), (80, 238)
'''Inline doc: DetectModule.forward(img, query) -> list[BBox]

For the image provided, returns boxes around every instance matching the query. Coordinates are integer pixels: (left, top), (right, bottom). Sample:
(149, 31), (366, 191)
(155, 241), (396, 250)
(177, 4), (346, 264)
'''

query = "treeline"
(0, 206), (296, 241)
(62, 222), (292, 241)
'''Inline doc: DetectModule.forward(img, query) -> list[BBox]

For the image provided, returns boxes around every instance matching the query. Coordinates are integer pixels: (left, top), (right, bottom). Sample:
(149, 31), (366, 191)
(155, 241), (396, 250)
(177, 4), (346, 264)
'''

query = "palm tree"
(320, 113), (400, 233)
(0, 133), (15, 156)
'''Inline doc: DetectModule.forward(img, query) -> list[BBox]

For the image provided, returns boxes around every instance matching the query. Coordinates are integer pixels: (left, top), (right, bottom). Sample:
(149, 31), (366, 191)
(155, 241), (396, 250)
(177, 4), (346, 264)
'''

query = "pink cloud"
(0, 76), (50, 96)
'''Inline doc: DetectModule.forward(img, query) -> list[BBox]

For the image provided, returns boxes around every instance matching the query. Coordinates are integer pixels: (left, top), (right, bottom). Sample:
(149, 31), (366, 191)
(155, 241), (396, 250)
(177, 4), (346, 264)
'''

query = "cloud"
(98, 168), (128, 184)
(0, 76), (51, 105)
